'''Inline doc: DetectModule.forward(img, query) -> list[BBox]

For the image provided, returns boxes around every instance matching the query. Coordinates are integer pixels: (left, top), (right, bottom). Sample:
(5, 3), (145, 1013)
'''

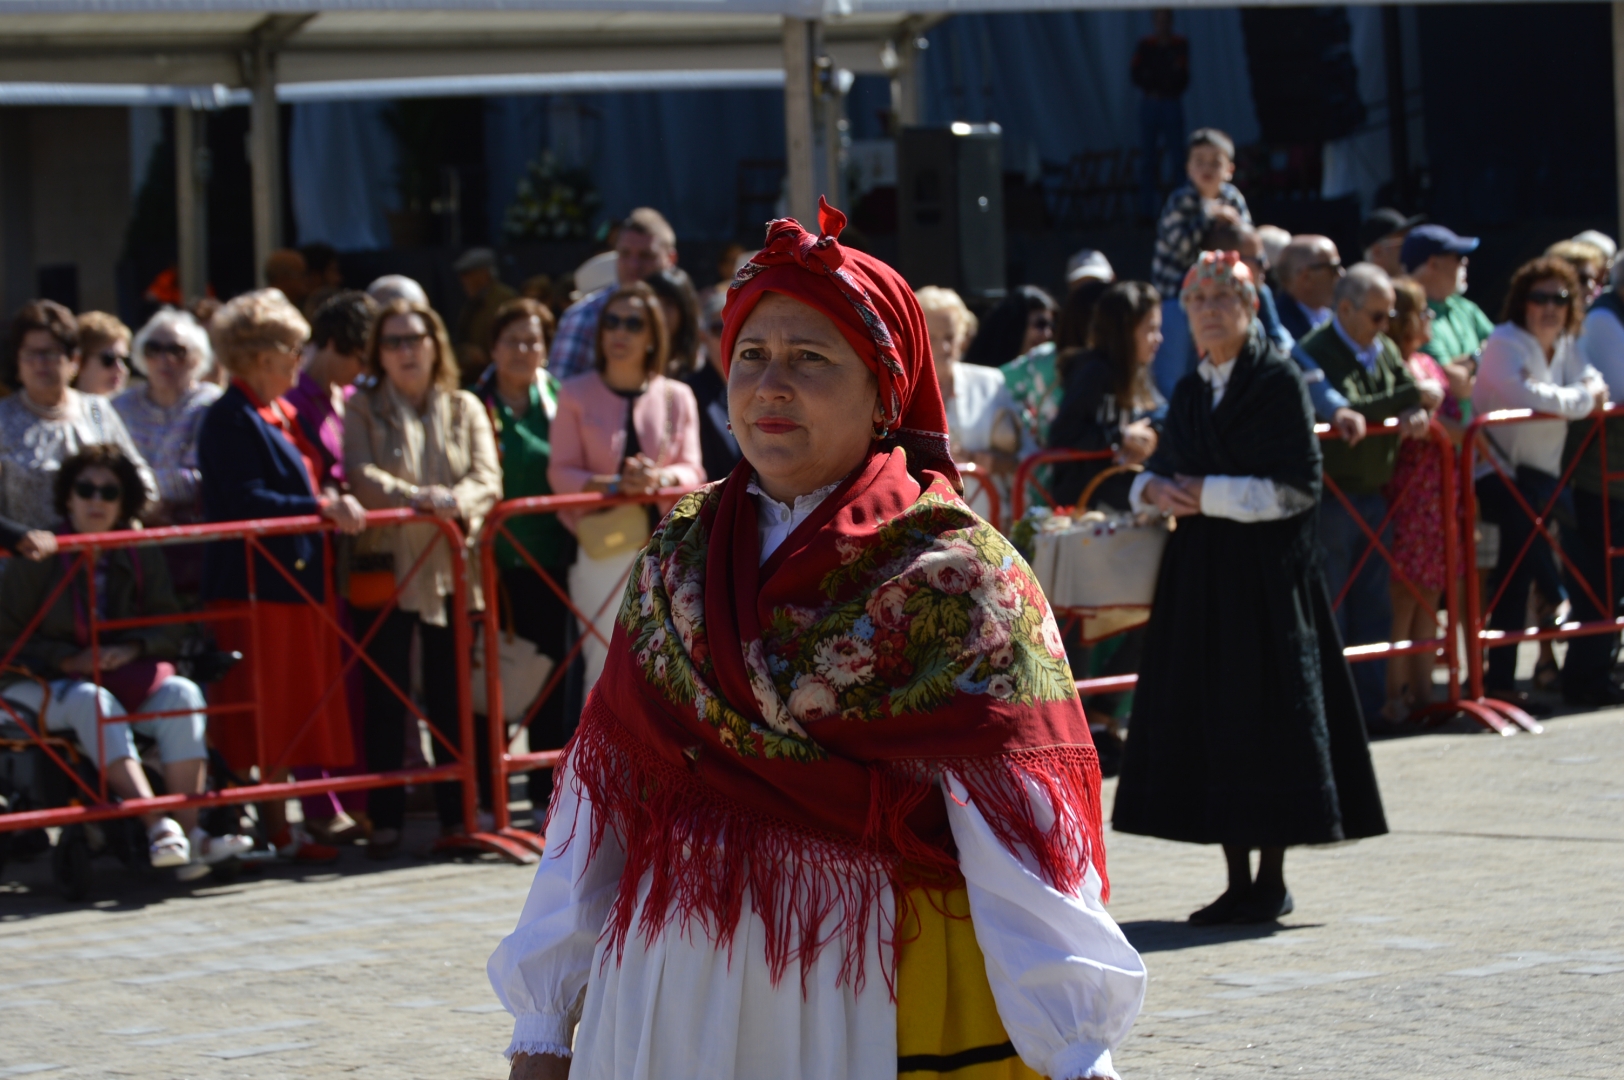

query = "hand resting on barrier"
(319, 492), (368, 534)
(1331, 406), (1367, 447)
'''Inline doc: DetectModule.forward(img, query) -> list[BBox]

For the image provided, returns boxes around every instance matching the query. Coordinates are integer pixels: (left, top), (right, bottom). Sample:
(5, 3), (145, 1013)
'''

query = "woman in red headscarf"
(489, 201), (1145, 1080)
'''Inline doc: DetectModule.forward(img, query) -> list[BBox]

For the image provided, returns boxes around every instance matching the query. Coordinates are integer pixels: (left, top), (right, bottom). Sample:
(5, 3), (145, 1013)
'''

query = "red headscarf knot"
(720, 196), (958, 489)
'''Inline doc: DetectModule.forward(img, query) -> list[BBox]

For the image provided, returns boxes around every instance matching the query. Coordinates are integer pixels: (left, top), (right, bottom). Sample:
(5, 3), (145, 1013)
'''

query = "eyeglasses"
(498, 337), (546, 353)
(72, 480), (122, 503)
(1527, 290), (1571, 308)
(380, 332), (431, 352)
(1029, 317), (1055, 332)
(142, 341), (190, 362)
(1306, 261), (1345, 274)
(1362, 308), (1398, 324)
(18, 348), (66, 365)
(96, 350), (130, 369)
(602, 314), (646, 334)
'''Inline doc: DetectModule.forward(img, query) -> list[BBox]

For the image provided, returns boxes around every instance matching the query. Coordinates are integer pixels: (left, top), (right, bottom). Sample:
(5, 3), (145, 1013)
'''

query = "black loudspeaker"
(897, 125), (1005, 300)
(1240, 8), (1367, 145)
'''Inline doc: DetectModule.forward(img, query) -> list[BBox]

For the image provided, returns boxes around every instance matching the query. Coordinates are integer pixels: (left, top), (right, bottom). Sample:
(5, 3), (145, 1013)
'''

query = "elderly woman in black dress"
(1113, 251), (1387, 924)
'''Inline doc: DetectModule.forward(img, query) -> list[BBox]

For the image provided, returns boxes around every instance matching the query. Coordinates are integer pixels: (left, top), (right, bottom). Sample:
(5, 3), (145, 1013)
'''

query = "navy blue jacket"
(198, 383), (327, 604)
(1275, 289), (1318, 343)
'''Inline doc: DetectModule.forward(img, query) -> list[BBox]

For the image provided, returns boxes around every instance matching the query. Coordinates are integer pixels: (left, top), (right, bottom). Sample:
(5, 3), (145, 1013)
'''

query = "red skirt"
(207, 599), (356, 774)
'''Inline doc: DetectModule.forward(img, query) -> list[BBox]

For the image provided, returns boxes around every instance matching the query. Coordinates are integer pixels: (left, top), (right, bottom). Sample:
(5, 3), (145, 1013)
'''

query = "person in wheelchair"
(0, 445), (252, 874)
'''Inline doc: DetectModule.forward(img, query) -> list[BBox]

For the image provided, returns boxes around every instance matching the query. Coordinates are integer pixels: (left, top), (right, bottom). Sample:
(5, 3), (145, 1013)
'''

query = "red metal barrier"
(476, 488), (695, 850)
(956, 462), (1004, 534)
(1012, 426), (1481, 728)
(0, 510), (539, 863)
(1460, 405), (1624, 731)
(1011, 448), (1117, 522)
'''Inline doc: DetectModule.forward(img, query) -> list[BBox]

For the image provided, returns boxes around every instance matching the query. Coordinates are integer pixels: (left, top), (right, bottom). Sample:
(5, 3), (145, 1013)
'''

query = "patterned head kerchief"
(1179, 249), (1261, 313)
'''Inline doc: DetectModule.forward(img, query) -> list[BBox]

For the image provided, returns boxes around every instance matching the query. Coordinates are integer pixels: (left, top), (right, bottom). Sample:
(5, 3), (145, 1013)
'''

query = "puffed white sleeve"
(487, 761), (626, 1061)
(944, 774), (1147, 1080)
(1198, 475), (1316, 522)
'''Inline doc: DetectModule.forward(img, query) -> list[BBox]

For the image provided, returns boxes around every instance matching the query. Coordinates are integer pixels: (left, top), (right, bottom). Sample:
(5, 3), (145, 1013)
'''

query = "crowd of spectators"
(6, 126), (1624, 884)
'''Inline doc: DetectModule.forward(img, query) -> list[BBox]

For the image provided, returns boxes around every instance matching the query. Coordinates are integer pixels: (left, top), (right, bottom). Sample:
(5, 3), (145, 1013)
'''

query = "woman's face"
(601, 297), (654, 376)
(66, 464), (124, 534)
(1021, 306), (1055, 355)
(253, 339), (303, 401)
(492, 315), (547, 386)
(727, 292), (882, 502)
(17, 329), (79, 404)
(1524, 276), (1571, 346)
(141, 325), (198, 398)
(378, 313), (437, 400)
(1133, 306), (1164, 367)
(1185, 279), (1254, 357)
(924, 308), (963, 371)
(75, 336), (130, 396)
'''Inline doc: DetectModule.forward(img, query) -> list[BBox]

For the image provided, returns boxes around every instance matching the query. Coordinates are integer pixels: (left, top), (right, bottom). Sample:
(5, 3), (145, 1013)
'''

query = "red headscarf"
(719, 197), (960, 491)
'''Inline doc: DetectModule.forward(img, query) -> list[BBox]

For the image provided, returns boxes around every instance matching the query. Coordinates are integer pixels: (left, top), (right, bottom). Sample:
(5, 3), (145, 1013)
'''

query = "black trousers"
(357, 602), (490, 831)
(1561, 488), (1624, 693)
(499, 564), (574, 809)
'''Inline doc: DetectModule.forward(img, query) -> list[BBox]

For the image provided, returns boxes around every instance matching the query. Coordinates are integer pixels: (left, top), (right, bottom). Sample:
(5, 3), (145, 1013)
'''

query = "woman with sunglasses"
(71, 311), (132, 397)
(548, 282), (704, 693)
(1471, 257), (1606, 701)
(0, 299), (156, 531)
(0, 445), (254, 877)
(344, 298), (503, 857)
(113, 309), (221, 529)
(198, 289), (367, 864)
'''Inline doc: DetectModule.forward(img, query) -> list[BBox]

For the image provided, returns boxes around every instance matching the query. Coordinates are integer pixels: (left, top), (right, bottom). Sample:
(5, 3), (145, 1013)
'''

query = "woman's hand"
(509, 1051), (570, 1080)
(619, 455), (665, 497)
(1142, 475), (1201, 517)
(1116, 421), (1158, 466)
(1398, 406), (1430, 441)
(320, 493), (368, 535)
(59, 642), (141, 676)
(15, 530), (57, 560)
(412, 485), (460, 520)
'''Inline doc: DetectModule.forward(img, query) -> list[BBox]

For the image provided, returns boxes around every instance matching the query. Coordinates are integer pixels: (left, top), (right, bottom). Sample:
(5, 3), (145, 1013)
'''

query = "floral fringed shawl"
(556, 446), (1106, 995)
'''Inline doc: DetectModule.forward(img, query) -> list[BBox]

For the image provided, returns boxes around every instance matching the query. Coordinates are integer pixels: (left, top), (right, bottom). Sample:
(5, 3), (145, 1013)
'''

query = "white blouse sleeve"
(944, 774), (1147, 1080)
(487, 761), (627, 1061)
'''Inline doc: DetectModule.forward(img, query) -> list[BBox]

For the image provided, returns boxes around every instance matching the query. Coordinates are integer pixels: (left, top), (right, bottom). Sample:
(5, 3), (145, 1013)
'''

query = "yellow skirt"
(895, 882), (1042, 1079)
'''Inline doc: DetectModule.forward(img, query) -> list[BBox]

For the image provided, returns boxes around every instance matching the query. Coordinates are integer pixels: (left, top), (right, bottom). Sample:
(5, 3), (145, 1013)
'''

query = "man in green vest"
(1295, 262), (1437, 731)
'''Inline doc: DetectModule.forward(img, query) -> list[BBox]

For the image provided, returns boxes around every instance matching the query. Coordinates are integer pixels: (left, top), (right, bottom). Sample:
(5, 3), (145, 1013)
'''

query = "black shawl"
(1112, 328), (1387, 847)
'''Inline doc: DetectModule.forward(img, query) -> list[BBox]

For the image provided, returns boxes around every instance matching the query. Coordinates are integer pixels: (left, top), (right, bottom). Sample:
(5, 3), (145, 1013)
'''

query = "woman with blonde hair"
(344, 298), (503, 857)
(72, 310), (132, 397)
(199, 289), (367, 863)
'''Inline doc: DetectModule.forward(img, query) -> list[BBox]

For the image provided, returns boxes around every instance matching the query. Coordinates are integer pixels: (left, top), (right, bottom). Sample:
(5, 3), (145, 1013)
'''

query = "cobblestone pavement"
(3, 709), (1621, 1079)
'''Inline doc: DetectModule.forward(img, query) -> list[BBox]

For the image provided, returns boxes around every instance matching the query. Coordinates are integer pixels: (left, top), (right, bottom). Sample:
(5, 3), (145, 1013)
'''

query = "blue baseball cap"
(1401, 224), (1480, 272)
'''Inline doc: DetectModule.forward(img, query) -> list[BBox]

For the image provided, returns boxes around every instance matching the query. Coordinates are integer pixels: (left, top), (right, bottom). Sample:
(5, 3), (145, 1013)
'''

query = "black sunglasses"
(97, 350), (129, 369)
(380, 332), (430, 351)
(142, 341), (189, 360)
(1527, 289), (1571, 307)
(1030, 316), (1054, 331)
(73, 480), (122, 502)
(603, 313), (646, 334)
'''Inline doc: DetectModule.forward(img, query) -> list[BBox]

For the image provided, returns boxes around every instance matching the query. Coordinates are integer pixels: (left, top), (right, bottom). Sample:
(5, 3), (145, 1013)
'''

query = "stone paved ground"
(3, 709), (1622, 1079)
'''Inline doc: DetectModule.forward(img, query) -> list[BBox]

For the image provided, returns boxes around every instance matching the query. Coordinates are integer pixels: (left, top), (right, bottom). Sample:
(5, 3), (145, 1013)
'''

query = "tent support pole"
(175, 105), (208, 303)
(247, 45), (281, 286)
(783, 16), (819, 228)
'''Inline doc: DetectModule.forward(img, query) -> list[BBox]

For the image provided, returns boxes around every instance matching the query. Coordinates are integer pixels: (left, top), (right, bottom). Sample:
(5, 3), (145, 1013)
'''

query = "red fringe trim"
(551, 700), (1108, 999)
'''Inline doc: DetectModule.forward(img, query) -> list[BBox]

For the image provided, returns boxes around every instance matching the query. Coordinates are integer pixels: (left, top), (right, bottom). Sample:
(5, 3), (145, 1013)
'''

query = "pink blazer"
(547, 370), (706, 533)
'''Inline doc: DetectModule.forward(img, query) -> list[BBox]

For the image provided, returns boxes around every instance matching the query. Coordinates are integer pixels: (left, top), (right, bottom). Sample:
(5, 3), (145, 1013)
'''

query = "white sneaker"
(175, 861), (212, 883)
(147, 820), (191, 869)
(190, 827), (253, 865)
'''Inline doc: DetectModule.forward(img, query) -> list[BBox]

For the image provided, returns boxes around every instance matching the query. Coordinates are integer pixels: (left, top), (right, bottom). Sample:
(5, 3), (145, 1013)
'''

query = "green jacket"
(1296, 321), (1421, 494)
(0, 545), (191, 692)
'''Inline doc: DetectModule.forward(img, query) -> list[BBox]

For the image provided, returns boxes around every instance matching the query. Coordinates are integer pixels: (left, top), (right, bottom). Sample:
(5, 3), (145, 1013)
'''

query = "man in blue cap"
(1403, 224), (1493, 371)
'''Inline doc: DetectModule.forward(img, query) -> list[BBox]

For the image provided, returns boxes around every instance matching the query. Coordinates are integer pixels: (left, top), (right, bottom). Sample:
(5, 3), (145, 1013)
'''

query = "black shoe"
(1188, 889), (1248, 925)
(1232, 887), (1294, 923)
(1483, 688), (1554, 717)
(1562, 682), (1624, 707)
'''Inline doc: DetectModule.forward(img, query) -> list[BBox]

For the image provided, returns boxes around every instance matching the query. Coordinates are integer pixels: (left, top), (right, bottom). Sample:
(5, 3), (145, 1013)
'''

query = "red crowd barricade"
(477, 487), (696, 851)
(956, 461), (1004, 534)
(0, 509), (540, 864)
(1011, 448), (1118, 522)
(1460, 405), (1624, 731)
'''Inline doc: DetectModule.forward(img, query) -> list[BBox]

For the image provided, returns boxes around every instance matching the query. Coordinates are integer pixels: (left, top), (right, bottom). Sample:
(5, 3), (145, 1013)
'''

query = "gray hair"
(131, 307), (214, 378)
(1333, 262), (1395, 309)
(367, 274), (429, 307)
(1276, 235), (1338, 285)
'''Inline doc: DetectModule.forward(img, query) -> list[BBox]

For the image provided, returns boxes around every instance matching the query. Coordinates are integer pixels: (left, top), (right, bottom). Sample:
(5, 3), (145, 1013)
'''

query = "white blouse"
(487, 763), (1146, 1080)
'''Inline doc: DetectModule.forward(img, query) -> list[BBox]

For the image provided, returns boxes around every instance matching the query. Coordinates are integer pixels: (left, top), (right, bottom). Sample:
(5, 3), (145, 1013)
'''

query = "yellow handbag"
(576, 502), (652, 561)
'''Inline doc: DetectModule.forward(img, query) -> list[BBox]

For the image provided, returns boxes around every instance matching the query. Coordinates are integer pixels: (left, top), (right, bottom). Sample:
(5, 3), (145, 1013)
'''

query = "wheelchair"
(0, 653), (249, 900)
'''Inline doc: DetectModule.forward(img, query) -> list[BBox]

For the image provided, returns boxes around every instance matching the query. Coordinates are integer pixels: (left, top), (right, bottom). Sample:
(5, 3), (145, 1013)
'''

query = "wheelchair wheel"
(52, 826), (93, 901)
